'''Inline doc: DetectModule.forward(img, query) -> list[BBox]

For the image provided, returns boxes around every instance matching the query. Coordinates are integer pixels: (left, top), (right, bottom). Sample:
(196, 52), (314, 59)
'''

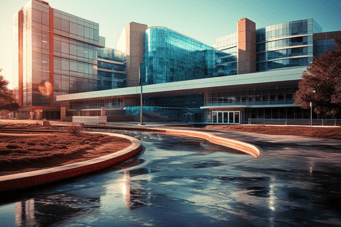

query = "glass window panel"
(54, 57), (62, 70)
(42, 54), (49, 71)
(70, 22), (77, 34)
(62, 75), (70, 94)
(89, 28), (93, 39)
(62, 58), (69, 70)
(54, 39), (61, 53)
(77, 46), (84, 57)
(84, 27), (90, 38)
(32, 33), (41, 48)
(70, 44), (77, 56)
(77, 25), (84, 36)
(32, 52), (41, 70)
(77, 78), (83, 92)
(61, 42), (69, 54)
(62, 19), (70, 32)
(32, 9), (42, 23)
(93, 29), (99, 41)
(77, 62), (84, 72)
(89, 64), (93, 74)
(42, 12), (49, 26)
(70, 60), (77, 71)
(54, 74), (62, 93)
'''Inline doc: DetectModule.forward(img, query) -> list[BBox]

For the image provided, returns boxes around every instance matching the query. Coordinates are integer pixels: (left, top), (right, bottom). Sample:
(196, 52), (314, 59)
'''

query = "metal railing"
(247, 118), (341, 126)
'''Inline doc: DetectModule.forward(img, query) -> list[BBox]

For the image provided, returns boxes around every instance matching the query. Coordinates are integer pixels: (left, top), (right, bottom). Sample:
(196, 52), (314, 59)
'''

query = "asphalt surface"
(0, 128), (341, 226)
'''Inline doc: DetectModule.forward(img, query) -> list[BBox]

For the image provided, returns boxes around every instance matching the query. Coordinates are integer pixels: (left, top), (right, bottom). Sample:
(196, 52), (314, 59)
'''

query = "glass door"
(234, 112), (240, 123)
(218, 112), (223, 123)
(223, 112), (228, 123)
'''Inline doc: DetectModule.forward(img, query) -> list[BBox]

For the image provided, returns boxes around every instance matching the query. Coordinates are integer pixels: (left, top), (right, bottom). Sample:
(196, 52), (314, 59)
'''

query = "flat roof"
(56, 67), (306, 102)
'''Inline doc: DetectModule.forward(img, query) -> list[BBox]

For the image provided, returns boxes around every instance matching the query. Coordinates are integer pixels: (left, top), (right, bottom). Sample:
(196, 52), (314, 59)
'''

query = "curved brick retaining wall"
(0, 132), (142, 192)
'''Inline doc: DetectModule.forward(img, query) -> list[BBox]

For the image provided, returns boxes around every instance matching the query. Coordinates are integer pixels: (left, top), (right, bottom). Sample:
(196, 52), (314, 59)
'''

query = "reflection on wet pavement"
(0, 129), (341, 226)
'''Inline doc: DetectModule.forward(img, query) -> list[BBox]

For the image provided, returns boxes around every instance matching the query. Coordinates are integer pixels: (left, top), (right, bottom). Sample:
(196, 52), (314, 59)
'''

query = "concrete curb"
(0, 132), (142, 192)
(162, 129), (260, 157)
(90, 125), (260, 157)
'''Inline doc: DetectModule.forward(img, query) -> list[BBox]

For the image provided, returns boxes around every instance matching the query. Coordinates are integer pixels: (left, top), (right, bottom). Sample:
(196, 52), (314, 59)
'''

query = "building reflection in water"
(120, 170), (149, 210)
(15, 199), (36, 226)
(14, 194), (100, 226)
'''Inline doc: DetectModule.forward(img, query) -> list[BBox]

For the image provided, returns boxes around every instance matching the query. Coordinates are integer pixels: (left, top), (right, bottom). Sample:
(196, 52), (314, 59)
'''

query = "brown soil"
(0, 126), (132, 176)
(204, 125), (341, 140)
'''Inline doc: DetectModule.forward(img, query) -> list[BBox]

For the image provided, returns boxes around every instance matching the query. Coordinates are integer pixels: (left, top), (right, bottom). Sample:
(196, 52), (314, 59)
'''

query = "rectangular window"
(62, 19), (70, 32)
(42, 54), (49, 71)
(70, 22), (77, 34)
(85, 27), (90, 38)
(77, 62), (84, 72)
(62, 58), (69, 71)
(32, 9), (41, 23)
(61, 42), (69, 54)
(54, 39), (61, 53)
(54, 57), (62, 70)
(42, 12), (49, 26)
(77, 25), (85, 37)
(62, 75), (70, 94)
(70, 60), (77, 72)
(70, 44), (77, 56)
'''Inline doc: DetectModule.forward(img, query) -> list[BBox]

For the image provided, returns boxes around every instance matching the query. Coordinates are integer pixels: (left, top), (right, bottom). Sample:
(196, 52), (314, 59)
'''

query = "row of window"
(32, 27), (49, 53)
(256, 36), (312, 52)
(98, 62), (125, 71)
(256, 19), (317, 42)
(98, 48), (125, 62)
(54, 35), (98, 63)
(69, 98), (124, 110)
(54, 74), (97, 96)
(256, 46), (313, 62)
(53, 17), (99, 41)
(54, 57), (96, 76)
(205, 88), (297, 105)
(215, 33), (237, 49)
(257, 57), (312, 71)
(98, 71), (126, 79)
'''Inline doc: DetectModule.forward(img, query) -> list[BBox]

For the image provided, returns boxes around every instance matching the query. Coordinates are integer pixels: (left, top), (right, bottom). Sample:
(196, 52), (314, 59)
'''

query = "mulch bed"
(0, 125), (132, 176)
(204, 125), (341, 140)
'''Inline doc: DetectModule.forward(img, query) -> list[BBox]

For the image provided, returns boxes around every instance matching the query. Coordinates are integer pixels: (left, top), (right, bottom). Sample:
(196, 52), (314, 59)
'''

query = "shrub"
(67, 124), (83, 135)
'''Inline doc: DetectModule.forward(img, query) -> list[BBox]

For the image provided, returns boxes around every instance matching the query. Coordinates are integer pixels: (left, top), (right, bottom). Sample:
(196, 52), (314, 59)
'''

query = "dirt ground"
(0, 124), (132, 176)
(204, 125), (341, 140)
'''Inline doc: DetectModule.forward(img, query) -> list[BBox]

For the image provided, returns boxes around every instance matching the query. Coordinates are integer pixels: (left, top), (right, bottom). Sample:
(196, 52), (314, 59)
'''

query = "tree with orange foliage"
(295, 38), (341, 115)
(0, 69), (19, 111)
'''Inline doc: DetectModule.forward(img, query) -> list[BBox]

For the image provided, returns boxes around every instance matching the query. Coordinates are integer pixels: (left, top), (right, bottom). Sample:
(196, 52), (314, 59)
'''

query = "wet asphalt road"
(0, 129), (341, 226)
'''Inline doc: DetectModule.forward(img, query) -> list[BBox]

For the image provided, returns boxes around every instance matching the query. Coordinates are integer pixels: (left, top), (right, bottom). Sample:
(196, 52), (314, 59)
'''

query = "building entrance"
(212, 111), (240, 124)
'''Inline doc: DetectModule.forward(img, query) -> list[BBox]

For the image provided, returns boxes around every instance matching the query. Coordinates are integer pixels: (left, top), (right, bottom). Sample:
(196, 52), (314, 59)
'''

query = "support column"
(61, 107), (66, 121)
(237, 18), (256, 74)
(101, 107), (106, 116)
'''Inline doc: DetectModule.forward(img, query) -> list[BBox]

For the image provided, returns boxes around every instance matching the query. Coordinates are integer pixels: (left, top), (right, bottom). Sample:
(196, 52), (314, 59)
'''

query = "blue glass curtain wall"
(97, 47), (126, 90)
(141, 27), (215, 85)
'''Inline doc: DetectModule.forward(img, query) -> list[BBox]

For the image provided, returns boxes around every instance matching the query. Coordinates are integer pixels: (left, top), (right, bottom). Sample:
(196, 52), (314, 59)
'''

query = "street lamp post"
(139, 68), (145, 126)
(310, 90), (315, 127)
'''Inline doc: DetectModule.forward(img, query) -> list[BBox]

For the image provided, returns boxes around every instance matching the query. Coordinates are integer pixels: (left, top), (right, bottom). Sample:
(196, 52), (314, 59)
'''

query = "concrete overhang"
(56, 67), (306, 102)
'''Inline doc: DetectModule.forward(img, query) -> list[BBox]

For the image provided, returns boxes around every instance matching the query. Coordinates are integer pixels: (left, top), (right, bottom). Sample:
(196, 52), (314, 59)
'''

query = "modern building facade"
(14, 0), (341, 123)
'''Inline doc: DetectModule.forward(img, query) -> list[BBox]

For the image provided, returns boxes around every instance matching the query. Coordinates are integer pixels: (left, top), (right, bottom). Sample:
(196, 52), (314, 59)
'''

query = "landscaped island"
(0, 124), (132, 176)
(205, 125), (341, 140)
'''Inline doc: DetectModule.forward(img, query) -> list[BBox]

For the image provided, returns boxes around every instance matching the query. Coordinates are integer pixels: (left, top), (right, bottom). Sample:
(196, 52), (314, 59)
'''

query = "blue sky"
(1, 0), (341, 88)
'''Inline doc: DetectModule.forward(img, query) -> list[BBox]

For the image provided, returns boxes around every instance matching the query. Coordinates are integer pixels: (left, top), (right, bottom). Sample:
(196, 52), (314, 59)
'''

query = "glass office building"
(140, 27), (216, 85)
(97, 48), (126, 90)
(14, 0), (104, 110)
(214, 33), (238, 76)
(256, 19), (322, 72)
